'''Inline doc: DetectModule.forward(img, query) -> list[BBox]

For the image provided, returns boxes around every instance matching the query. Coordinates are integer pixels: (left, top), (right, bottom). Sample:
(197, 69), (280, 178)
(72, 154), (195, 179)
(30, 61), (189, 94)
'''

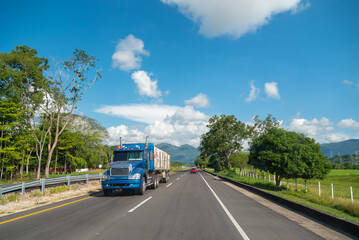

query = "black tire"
(153, 175), (158, 189)
(163, 172), (169, 183)
(104, 189), (112, 196)
(156, 176), (159, 188)
(138, 177), (146, 195)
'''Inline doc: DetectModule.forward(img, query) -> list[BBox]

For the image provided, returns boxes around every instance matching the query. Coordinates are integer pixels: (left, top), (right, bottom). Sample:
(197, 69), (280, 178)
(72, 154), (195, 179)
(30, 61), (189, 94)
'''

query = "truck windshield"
(113, 151), (143, 161)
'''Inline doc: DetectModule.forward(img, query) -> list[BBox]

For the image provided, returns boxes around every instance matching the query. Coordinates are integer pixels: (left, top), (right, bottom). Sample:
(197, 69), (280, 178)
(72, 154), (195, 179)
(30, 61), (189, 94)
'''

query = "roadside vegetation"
(0, 46), (110, 183)
(196, 114), (359, 224)
(170, 161), (190, 172)
(206, 168), (359, 223)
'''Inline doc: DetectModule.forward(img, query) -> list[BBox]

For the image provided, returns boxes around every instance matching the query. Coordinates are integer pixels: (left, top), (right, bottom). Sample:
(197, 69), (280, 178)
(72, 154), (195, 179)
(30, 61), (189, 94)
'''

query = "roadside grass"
(206, 169), (359, 224)
(171, 167), (186, 172)
(0, 170), (105, 185)
(49, 185), (68, 194)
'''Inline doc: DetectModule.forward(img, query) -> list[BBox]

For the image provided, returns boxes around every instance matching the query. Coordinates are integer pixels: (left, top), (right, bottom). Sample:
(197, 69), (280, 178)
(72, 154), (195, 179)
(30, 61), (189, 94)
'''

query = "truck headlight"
(128, 173), (141, 180)
(102, 174), (109, 181)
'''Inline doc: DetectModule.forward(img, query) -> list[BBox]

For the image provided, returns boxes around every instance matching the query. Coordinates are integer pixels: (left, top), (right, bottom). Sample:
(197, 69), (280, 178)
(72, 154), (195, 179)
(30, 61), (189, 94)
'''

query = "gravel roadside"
(0, 181), (102, 217)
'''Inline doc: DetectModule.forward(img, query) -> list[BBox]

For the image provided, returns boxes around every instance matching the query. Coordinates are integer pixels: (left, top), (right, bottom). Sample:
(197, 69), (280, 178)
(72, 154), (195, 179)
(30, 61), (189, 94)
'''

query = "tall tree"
(249, 127), (331, 188)
(38, 49), (101, 178)
(199, 115), (249, 169)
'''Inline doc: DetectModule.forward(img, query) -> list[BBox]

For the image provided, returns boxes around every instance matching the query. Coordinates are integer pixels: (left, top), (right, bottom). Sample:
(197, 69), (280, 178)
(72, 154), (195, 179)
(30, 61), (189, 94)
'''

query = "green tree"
(38, 49), (101, 178)
(199, 115), (249, 169)
(249, 127), (331, 188)
(228, 151), (248, 173)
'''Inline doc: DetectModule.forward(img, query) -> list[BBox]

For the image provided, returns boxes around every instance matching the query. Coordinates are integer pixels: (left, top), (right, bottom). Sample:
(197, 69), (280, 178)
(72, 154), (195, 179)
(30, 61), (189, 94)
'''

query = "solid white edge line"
(199, 172), (250, 240)
(128, 196), (152, 213)
(176, 178), (180, 180)
(166, 183), (173, 188)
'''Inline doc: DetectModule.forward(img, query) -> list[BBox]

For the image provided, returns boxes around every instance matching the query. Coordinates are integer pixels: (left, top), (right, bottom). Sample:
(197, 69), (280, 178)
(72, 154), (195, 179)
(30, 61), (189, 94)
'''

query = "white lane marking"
(166, 183), (173, 188)
(199, 172), (250, 240)
(128, 196), (152, 213)
(176, 178), (180, 180)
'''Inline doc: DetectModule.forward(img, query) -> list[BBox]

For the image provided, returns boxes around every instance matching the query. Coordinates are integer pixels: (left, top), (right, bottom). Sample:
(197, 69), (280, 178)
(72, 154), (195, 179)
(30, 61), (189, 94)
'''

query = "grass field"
(206, 168), (359, 224)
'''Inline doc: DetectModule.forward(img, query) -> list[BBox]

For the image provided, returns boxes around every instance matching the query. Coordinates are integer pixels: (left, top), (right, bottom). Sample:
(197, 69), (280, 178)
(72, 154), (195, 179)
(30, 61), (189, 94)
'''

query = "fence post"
(295, 178), (298, 191)
(41, 179), (45, 193)
(67, 175), (71, 188)
(274, 175), (276, 184)
(350, 186), (353, 202)
(305, 180), (307, 192)
(22, 182), (25, 194)
(318, 181), (321, 196)
(287, 179), (289, 189)
(331, 183), (334, 198)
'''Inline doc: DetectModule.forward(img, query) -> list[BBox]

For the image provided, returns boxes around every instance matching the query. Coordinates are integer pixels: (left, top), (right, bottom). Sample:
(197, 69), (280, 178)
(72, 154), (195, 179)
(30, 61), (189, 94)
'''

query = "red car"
(190, 167), (197, 173)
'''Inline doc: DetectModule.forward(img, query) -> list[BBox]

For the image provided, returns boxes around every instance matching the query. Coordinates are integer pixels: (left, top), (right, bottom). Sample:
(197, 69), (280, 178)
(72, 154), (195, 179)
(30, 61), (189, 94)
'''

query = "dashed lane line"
(128, 196), (152, 213)
(166, 183), (173, 188)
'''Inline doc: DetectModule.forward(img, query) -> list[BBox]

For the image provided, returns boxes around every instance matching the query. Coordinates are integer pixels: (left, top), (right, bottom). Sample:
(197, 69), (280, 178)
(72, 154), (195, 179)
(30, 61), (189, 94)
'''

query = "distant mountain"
(157, 143), (199, 165)
(321, 139), (359, 157)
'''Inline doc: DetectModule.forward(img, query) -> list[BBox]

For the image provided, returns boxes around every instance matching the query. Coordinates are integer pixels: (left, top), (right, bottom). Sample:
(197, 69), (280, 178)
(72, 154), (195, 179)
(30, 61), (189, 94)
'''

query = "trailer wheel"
(152, 175), (158, 189)
(163, 172), (169, 183)
(104, 189), (112, 196)
(156, 177), (159, 188)
(138, 177), (146, 195)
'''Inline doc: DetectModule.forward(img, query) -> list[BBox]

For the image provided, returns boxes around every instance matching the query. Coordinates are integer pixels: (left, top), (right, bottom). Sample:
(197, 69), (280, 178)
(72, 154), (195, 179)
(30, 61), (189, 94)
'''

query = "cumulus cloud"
(131, 70), (162, 99)
(104, 105), (209, 146)
(291, 0), (311, 14)
(337, 118), (359, 130)
(185, 93), (210, 108)
(95, 104), (180, 124)
(112, 34), (149, 71)
(161, 0), (303, 38)
(287, 117), (334, 137)
(265, 81), (280, 99)
(245, 80), (260, 102)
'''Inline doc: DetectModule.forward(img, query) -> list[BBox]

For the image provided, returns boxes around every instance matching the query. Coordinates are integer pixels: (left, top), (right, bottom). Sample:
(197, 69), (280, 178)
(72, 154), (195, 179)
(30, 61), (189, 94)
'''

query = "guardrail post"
(67, 175), (71, 188)
(99, 173), (103, 182)
(41, 179), (45, 193)
(0, 188), (2, 198)
(86, 174), (89, 184)
(350, 186), (353, 202)
(22, 182), (25, 194)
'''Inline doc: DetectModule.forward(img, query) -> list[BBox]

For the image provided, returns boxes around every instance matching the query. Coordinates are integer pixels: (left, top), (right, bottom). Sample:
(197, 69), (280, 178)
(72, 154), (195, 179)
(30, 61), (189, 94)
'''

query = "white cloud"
(161, 0), (303, 38)
(265, 81), (280, 99)
(342, 80), (353, 86)
(325, 133), (350, 143)
(103, 105), (209, 146)
(131, 70), (162, 99)
(185, 93), (210, 108)
(95, 104), (180, 124)
(291, 1), (310, 14)
(337, 118), (359, 130)
(288, 117), (334, 137)
(245, 80), (260, 102)
(112, 34), (149, 71)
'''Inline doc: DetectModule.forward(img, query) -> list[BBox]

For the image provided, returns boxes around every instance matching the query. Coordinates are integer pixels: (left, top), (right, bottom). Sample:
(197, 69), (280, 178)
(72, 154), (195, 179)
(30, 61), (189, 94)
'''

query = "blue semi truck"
(101, 142), (170, 196)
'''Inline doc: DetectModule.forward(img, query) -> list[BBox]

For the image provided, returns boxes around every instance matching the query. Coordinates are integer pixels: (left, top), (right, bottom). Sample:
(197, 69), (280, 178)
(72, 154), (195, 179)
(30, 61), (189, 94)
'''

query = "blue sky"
(1, 0), (358, 146)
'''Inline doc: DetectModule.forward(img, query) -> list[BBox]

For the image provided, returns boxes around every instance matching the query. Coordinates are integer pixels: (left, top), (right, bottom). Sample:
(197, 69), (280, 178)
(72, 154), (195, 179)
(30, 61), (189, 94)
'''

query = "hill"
(157, 143), (199, 165)
(321, 139), (359, 157)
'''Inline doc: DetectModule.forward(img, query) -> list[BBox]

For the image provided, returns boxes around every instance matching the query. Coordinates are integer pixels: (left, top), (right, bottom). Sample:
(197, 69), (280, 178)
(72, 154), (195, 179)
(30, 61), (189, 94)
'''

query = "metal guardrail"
(0, 173), (103, 198)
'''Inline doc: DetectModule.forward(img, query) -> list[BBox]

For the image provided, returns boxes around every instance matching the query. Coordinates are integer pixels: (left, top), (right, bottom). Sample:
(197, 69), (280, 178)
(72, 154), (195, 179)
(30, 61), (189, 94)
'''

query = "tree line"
(195, 114), (332, 188)
(0, 46), (109, 181)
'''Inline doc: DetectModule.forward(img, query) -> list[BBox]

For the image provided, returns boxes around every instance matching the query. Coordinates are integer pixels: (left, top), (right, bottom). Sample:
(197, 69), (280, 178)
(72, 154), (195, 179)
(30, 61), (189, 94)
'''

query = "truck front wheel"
(138, 177), (146, 195)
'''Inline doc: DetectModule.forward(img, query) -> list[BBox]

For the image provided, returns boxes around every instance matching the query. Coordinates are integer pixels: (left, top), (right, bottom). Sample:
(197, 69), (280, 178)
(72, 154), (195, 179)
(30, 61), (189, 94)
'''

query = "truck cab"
(101, 143), (170, 196)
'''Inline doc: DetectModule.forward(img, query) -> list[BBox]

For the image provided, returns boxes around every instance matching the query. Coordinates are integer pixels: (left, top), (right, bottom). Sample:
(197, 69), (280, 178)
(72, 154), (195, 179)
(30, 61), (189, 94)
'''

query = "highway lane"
(0, 170), (340, 239)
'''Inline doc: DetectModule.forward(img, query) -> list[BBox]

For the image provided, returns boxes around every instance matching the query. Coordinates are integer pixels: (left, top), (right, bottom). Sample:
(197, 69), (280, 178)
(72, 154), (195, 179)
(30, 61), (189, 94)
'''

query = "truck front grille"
(110, 168), (129, 176)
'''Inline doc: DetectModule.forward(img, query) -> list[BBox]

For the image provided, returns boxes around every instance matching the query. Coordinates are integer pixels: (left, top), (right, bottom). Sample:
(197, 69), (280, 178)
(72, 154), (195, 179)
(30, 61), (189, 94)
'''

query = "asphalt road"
(0, 171), (336, 240)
